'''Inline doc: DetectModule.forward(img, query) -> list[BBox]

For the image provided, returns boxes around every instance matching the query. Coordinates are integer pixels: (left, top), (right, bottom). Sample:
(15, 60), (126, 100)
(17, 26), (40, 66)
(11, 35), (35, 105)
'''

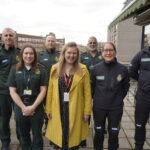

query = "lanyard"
(23, 70), (31, 90)
(63, 73), (72, 88)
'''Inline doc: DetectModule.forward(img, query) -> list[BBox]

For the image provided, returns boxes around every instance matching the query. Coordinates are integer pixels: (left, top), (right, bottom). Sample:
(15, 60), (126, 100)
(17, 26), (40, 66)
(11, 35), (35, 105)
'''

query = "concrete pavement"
(1, 84), (150, 150)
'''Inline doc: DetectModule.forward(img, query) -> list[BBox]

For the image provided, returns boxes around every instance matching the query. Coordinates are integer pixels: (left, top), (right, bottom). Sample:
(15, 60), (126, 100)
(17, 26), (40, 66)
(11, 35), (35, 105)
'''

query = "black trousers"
(134, 102), (150, 149)
(14, 104), (44, 150)
(93, 107), (123, 150)
(0, 95), (12, 145)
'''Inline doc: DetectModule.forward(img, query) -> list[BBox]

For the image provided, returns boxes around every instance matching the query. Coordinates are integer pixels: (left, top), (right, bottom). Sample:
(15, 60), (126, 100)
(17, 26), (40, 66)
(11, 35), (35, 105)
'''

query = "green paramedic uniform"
(8, 65), (48, 150)
(0, 45), (20, 145)
(37, 48), (59, 77)
(80, 51), (102, 72)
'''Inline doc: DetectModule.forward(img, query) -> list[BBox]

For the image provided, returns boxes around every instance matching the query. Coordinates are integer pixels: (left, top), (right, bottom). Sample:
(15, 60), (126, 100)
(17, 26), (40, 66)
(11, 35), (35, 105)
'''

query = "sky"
(0, 0), (125, 45)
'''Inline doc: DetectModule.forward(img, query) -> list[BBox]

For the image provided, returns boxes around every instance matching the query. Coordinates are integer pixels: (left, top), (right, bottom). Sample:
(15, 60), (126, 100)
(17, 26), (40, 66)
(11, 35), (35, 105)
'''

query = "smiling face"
(64, 46), (78, 65)
(102, 43), (116, 63)
(23, 47), (35, 66)
(87, 37), (97, 51)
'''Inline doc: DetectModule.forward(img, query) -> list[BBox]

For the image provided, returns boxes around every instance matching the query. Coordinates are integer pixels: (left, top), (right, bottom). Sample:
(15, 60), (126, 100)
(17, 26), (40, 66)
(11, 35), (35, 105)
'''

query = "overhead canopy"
(109, 0), (150, 28)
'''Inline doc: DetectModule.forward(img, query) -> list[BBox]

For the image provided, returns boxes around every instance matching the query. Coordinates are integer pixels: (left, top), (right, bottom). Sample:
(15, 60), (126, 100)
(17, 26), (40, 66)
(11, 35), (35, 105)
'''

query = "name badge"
(84, 57), (89, 60)
(23, 89), (32, 95)
(64, 92), (69, 102)
(96, 76), (105, 80)
(89, 65), (94, 70)
(43, 58), (48, 61)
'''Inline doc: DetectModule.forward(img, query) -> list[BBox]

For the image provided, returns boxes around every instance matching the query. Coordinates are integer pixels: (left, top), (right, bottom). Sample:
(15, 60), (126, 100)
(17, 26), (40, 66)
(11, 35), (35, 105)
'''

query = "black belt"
(21, 96), (36, 105)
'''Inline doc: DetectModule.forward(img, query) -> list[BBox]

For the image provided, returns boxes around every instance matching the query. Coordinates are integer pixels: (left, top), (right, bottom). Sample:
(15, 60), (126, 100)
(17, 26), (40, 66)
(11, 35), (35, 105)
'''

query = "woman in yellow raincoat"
(45, 42), (92, 150)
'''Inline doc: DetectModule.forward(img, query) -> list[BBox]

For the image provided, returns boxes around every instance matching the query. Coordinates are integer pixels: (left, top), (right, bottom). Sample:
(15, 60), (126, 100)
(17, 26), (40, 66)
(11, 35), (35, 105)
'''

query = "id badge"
(23, 89), (32, 95)
(64, 92), (69, 102)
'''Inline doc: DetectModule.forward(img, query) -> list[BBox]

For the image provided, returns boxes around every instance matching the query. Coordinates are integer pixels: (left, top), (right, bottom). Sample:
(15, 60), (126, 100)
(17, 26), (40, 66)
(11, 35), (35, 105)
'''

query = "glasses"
(89, 42), (97, 44)
(102, 49), (115, 53)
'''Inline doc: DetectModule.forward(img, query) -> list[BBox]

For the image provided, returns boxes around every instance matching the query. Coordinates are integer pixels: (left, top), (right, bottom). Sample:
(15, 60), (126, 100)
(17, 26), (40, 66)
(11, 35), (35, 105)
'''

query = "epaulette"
(38, 50), (45, 55)
(16, 47), (21, 51)
(81, 52), (88, 55)
(37, 62), (46, 68)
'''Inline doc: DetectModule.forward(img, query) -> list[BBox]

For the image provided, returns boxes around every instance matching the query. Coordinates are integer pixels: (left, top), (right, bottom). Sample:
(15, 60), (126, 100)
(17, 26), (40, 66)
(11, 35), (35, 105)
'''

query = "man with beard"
(81, 36), (102, 72)
(80, 36), (102, 148)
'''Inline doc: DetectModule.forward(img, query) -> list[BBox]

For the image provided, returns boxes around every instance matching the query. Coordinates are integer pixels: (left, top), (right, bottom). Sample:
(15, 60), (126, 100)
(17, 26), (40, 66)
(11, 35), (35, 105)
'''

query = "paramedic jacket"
(91, 58), (130, 110)
(129, 46), (150, 103)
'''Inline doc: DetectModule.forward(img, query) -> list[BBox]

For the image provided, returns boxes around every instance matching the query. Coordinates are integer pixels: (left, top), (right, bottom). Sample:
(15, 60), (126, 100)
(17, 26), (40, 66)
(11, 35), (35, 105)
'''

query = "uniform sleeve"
(45, 67), (54, 114)
(40, 67), (48, 86)
(122, 67), (130, 98)
(83, 67), (92, 115)
(90, 66), (96, 98)
(37, 51), (41, 62)
(80, 54), (84, 63)
(8, 67), (16, 87)
(129, 51), (141, 80)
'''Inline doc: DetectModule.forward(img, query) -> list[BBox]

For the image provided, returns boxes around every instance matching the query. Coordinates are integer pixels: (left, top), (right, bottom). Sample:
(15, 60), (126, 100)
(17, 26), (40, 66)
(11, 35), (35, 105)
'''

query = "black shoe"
(135, 145), (143, 150)
(80, 140), (87, 148)
(1, 143), (10, 150)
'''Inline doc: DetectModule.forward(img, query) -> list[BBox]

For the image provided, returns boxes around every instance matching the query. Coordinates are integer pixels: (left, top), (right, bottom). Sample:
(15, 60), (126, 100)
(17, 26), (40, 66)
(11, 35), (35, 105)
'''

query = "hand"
(83, 115), (90, 122)
(22, 105), (35, 116)
(47, 113), (52, 120)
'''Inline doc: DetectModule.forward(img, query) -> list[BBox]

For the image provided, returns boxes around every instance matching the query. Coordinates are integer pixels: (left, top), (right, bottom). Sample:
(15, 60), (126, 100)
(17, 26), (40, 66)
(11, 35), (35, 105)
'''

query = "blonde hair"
(57, 42), (81, 76)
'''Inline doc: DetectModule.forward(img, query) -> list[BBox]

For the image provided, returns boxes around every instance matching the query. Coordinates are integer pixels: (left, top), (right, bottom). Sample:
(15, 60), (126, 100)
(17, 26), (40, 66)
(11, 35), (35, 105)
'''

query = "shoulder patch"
(117, 74), (122, 81)
(35, 68), (41, 74)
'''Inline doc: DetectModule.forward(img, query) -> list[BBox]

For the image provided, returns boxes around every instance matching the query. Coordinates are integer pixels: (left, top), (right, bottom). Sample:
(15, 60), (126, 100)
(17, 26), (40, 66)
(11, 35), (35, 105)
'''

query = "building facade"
(108, 0), (150, 63)
(0, 32), (65, 52)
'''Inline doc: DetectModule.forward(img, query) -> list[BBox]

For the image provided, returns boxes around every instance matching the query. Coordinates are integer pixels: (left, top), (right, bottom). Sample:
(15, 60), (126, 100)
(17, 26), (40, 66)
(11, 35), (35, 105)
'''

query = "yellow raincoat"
(45, 63), (92, 148)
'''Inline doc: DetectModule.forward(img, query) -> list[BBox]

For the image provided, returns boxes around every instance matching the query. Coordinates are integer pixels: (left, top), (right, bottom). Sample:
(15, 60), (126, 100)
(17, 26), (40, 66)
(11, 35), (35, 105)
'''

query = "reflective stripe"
(112, 127), (118, 131)
(136, 124), (142, 127)
(96, 126), (102, 129)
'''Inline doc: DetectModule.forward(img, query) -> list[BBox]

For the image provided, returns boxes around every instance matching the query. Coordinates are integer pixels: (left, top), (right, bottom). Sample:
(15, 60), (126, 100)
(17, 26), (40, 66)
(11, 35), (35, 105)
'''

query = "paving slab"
(1, 86), (150, 150)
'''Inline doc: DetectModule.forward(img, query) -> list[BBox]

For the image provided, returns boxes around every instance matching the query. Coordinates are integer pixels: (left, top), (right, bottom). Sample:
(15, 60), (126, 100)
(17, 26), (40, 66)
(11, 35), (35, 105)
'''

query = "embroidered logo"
(16, 55), (20, 61)
(55, 56), (59, 62)
(98, 56), (102, 59)
(117, 74), (122, 82)
(35, 69), (41, 74)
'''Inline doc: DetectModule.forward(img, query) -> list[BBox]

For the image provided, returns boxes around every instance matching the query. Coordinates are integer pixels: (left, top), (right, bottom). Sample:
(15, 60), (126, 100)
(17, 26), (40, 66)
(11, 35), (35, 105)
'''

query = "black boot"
(1, 143), (10, 150)
(135, 145), (143, 150)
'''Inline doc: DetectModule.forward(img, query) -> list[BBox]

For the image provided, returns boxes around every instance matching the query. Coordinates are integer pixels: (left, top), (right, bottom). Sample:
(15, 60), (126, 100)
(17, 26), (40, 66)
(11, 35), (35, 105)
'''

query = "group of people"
(0, 27), (150, 150)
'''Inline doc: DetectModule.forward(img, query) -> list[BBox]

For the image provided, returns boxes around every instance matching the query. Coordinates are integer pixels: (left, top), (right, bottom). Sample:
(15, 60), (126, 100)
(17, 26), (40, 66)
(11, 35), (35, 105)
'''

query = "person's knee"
(95, 125), (104, 134)
(109, 127), (119, 137)
(135, 123), (144, 129)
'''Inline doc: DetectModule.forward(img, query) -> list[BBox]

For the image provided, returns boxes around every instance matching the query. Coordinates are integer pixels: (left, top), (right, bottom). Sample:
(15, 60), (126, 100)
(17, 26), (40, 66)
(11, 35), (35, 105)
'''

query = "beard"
(88, 46), (97, 51)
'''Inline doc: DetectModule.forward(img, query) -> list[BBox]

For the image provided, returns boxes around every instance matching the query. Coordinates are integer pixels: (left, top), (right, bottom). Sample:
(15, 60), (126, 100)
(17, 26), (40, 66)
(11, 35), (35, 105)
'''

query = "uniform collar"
(46, 48), (56, 54)
(103, 57), (117, 66)
(88, 50), (99, 57)
(2, 44), (15, 51)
